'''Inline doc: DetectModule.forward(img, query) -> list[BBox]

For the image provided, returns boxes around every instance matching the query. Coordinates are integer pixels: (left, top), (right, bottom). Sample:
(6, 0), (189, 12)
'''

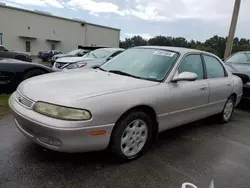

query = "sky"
(1, 0), (250, 41)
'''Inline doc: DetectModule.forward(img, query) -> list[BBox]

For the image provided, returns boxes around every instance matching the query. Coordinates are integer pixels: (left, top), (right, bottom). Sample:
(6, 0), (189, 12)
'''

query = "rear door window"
(203, 55), (226, 78)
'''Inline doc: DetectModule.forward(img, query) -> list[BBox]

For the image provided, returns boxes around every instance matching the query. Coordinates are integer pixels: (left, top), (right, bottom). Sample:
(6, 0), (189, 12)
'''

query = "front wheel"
(110, 111), (153, 162)
(218, 96), (235, 123)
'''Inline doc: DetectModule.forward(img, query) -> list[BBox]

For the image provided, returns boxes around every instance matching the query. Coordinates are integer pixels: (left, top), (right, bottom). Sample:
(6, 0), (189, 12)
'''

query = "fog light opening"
(38, 137), (62, 147)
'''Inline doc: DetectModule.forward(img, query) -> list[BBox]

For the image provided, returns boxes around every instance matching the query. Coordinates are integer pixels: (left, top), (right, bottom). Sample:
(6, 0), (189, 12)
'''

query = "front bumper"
(9, 94), (114, 153)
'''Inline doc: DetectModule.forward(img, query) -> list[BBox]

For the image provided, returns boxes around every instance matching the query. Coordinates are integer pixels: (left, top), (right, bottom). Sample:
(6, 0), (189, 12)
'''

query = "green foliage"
(0, 95), (9, 107)
(0, 95), (10, 116)
(120, 35), (250, 58)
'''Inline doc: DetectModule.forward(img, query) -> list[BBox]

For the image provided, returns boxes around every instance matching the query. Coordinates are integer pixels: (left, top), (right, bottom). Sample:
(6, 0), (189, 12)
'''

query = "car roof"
(94, 48), (124, 52)
(133, 46), (217, 56)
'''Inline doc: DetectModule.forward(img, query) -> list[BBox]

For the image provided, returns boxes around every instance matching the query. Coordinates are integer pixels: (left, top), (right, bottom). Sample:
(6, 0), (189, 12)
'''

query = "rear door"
(202, 54), (233, 113)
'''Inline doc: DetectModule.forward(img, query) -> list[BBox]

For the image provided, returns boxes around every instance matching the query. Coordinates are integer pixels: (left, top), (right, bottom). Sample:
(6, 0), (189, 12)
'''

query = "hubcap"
(223, 99), (234, 121)
(120, 119), (148, 157)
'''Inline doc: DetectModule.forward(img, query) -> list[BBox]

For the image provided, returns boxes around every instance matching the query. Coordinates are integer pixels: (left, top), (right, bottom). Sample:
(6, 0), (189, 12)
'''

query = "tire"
(23, 69), (46, 80)
(16, 55), (27, 62)
(218, 96), (236, 123)
(110, 111), (153, 162)
(47, 57), (52, 63)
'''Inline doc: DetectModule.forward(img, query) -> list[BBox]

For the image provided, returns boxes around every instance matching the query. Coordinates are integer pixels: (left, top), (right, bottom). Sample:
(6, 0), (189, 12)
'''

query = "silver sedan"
(9, 46), (243, 162)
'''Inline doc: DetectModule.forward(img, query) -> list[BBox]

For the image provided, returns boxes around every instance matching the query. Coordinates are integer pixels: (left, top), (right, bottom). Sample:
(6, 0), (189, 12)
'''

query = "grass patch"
(0, 94), (10, 116)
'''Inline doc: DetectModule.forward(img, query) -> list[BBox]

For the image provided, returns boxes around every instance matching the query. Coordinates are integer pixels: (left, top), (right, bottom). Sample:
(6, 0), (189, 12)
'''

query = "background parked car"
(0, 45), (32, 62)
(0, 58), (54, 94)
(224, 51), (250, 100)
(38, 50), (61, 62)
(78, 45), (111, 51)
(51, 49), (90, 65)
(54, 48), (124, 71)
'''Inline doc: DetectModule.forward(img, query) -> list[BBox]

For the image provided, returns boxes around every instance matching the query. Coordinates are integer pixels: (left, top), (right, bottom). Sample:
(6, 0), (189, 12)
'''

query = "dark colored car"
(225, 51), (250, 99)
(51, 49), (90, 65)
(0, 45), (32, 62)
(38, 50), (61, 62)
(78, 45), (111, 50)
(0, 58), (55, 94)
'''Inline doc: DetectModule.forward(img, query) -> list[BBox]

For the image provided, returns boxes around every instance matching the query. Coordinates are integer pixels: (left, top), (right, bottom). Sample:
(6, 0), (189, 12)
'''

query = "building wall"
(0, 5), (120, 56)
(86, 24), (120, 47)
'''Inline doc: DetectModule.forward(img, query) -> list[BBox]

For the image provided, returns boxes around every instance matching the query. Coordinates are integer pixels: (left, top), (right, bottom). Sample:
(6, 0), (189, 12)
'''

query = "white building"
(0, 3), (120, 55)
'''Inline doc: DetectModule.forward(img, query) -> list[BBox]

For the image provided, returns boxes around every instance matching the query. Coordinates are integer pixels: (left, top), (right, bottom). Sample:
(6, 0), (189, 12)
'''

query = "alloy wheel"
(120, 119), (148, 157)
(223, 99), (234, 121)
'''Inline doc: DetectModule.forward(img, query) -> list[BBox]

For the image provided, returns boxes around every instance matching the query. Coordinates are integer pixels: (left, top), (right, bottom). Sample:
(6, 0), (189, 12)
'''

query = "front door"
(160, 54), (209, 131)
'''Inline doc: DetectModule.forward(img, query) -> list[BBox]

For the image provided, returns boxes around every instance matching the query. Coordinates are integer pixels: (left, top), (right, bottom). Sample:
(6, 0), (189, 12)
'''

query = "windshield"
(101, 48), (179, 81)
(226, 53), (250, 64)
(67, 49), (81, 55)
(85, 49), (112, 59)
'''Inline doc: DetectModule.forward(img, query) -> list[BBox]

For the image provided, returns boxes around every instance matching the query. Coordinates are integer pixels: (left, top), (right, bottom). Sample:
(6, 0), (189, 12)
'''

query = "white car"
(52, 48), (124, 71)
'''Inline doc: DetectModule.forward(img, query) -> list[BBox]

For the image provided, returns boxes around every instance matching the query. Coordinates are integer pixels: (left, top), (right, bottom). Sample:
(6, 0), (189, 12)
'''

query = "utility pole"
(224, 0), (241, 59)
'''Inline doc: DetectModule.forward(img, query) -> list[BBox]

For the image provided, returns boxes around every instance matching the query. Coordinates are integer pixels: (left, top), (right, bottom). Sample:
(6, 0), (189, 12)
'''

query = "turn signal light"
(90, 130), (106, 135)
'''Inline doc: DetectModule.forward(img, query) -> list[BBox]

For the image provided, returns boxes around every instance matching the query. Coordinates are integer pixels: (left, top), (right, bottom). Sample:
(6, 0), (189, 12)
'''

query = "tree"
(120, 36), (147, 49)
(120, 34), (250, 58)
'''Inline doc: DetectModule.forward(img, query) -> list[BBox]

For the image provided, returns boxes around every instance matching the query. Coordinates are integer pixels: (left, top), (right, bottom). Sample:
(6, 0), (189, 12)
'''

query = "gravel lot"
(1, 104), (250, 188)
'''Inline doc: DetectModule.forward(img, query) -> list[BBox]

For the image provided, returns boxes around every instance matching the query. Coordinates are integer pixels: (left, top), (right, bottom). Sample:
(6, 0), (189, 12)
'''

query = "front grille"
(15, 92), (34, 109)
(55, 62), (67, 69)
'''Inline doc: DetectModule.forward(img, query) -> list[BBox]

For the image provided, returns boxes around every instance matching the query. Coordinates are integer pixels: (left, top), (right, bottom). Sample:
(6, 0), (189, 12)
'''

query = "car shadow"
(22, 142), (116, 166)
(237, 100), (250, 113)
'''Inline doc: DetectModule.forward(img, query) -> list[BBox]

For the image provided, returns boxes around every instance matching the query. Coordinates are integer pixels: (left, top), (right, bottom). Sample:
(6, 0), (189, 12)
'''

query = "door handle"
(227, 83), (232, 86)
(200, 86), (208, 91)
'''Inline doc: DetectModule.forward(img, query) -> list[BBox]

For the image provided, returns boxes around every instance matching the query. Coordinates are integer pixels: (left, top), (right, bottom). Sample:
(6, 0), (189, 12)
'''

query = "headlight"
(64, 62), (86, 69)
(33, 102), (91, 121)
(78, 63), (87, 68)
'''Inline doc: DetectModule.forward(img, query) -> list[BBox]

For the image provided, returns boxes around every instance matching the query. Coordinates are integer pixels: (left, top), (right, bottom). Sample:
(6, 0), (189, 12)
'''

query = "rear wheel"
(218, 96), (235, 123)
(110, 111), (153, 162)
(23, 69), (46, 80)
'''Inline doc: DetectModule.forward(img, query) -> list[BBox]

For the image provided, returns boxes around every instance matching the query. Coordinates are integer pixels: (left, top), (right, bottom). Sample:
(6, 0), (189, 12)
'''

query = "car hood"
(56, 57), (94, 63)
(18, 69), (158, 105)
(54, 54), (69, 58)
(0, 58), (32, 64)
(226, 63), (250, 76)
(12, 51), (30, 56)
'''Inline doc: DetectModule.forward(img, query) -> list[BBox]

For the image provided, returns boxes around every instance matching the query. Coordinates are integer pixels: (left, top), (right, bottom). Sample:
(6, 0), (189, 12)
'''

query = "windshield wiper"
(97, 67), (107, 71)
(108, 70), (144, 79)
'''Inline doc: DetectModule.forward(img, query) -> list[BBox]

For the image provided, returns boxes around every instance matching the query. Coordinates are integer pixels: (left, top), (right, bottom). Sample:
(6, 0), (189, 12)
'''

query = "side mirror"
(172, 72), (198, 82)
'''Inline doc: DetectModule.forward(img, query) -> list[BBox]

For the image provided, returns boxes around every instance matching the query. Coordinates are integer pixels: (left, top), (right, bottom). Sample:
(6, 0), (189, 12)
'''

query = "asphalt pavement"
(1, 105), (250, 188)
